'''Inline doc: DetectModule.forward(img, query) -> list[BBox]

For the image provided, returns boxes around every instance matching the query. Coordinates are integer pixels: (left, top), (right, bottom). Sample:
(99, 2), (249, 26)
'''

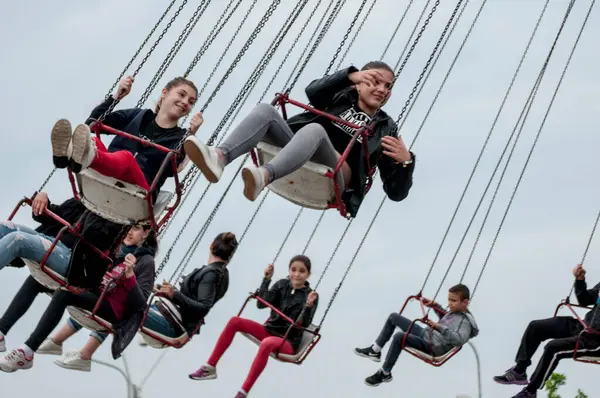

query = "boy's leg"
(493, 316), (580, 386)
(355, 312), (423, 361)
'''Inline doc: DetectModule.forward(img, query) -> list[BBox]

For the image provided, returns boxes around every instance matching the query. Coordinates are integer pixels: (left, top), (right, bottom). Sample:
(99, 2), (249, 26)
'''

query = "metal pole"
(91, 358), (135, 398)
(467, 341), (482, 398)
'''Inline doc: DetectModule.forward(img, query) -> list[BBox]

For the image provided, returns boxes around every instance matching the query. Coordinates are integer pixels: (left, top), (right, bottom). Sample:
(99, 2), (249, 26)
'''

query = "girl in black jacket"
(0, 224), (156, 373)
(50, 75), (204, 195)
(189, 255), (318, 398)
(145, 232), (238, 344)
(184, 61), (415, 217)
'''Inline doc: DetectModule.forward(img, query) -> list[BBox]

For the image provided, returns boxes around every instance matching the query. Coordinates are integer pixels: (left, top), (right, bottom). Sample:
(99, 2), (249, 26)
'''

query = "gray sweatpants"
(218, 103), (343, 186)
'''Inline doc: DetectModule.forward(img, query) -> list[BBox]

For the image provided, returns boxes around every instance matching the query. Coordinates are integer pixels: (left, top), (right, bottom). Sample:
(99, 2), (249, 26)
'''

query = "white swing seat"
(404, 345), (460, 363)
(76, 168), (174, 225)
(255, 142), (335, 210)
(241, 323), (319, 363)
(67, 306), (112, 332)
(577, 356), (600, 362)
(23, 258), (66, 290)
(139, 297), (188, 349)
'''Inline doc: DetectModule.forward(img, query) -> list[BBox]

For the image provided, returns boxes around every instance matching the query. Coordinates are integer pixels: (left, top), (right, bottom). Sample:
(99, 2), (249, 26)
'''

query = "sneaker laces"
(5, 350), (22, 362)
(64, 352), (82, 362)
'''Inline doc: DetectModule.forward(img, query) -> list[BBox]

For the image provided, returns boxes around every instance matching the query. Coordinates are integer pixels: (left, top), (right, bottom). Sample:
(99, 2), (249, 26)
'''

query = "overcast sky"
(1, 0), (599, 397)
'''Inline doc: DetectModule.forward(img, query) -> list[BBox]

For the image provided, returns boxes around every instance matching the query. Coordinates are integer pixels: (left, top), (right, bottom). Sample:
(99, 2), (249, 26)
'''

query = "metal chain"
(272, 208), (305, 264)
(380, 0), (414, 60)
(136, 0), (212, 108)
(392, 0), (433, 75)
(395, 0), (463, 124)
(183, 0), (242, 77)
(582, 209), (600, 266)
(468, 0), (581, 301)
(104, 0), (182, 99)
(199, 0), (285, 114)
(334, 0), (378, 70)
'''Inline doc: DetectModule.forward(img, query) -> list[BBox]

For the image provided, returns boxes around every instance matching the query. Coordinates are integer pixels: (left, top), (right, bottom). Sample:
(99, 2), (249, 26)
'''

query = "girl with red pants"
(49, 75), (205, 195)
(189, 255), (319, 398)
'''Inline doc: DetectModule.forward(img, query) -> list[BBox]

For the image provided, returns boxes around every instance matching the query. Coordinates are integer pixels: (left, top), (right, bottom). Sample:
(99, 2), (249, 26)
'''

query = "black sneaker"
(493, 366), (528, 386)
(365, 369), (392, 387)
(511, 388), (537, 398)
(354, 346), (381, 362)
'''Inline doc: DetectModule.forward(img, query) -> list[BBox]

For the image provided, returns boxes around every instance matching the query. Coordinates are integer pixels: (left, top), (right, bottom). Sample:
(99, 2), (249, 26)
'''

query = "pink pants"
(207, 316), (294, 392)
(90, 137), (150, 191)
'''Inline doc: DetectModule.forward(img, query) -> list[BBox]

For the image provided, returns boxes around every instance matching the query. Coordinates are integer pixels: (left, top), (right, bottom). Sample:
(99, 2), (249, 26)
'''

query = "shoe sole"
(189, 373), (217, 381)
(354, 350), (381, 363)
(241, 168), (258, 201)
(184, 138), (219, 183)
(493, 377), (528, 386)
(70, 124), (91, 173)
(51, 119), (72, 169)
(54, 359), (90, 372)
(36, 349), (63, 356)
(364, 375), (393, 387)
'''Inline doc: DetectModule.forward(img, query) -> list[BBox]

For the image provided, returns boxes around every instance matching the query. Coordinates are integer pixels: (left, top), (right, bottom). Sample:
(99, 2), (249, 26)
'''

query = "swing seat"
(241, 323), (320, 365)
(66, 306), (113, 333)
(76, 168), (174, 225)
(23, 259), (66, 290)
(403, 345), (461, 366)
(138, 296), (193, 349)
(254, 142), (335, 210)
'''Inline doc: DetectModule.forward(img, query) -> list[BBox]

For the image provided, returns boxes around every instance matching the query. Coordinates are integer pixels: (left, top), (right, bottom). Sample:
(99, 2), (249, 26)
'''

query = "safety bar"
(8, 196), (113, 290)
(400, 318), (461, 367)
(139, 292), (201, 349)
(91, 122), (174, 154)
(554, 299), (600, 364)
(238, 292), (320, 358)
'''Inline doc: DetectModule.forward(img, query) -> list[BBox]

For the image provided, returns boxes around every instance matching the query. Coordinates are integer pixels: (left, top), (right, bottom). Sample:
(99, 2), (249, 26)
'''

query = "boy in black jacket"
(493, 264), (600, 397)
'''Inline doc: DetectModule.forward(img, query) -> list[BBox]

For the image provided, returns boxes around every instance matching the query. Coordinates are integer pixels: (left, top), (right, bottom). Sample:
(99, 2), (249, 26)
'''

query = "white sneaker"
(0, 336), (5, 353)
(183, 136), (224, 183)
(51, 119), (73, 169)
(70, 124), (97, 173)
(54, 351), (91, 372)
(241, 165), (266, 201)
(36, 338), (63, 356)
(0, 349), (33, 372)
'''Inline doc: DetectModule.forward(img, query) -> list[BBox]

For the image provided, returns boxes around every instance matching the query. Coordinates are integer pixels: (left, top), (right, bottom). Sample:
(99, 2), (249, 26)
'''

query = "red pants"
(90, 137), (150, 191)
(207, 316), (294, 392)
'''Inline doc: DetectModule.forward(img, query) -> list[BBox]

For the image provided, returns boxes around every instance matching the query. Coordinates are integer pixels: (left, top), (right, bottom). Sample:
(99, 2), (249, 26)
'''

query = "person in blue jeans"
(0, 192), (86, 353)
(0, 192), (85, 276)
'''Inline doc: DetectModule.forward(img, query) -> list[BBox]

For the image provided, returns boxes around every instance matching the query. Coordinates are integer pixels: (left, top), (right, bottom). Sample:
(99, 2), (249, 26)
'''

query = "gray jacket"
(428, 307), (479, 356)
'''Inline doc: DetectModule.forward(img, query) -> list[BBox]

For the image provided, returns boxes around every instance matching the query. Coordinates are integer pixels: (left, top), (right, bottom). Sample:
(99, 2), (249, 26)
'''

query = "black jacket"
(575, 279), (600, 332)
(86, 97), (187, 194)
(32, 197), (87, 250)
(111, 245), (156, 359)
(173, 261), (230, 336)
(286, 66), (415, 217)
(257, 277), (318, 352)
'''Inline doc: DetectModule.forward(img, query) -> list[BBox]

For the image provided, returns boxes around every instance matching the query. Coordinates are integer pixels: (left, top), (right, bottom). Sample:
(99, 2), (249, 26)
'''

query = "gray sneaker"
(188, 365), (217, 381)
(493, 366), (528, 386)
(54, 351), (91, 372)
(37, 338), (63, 356)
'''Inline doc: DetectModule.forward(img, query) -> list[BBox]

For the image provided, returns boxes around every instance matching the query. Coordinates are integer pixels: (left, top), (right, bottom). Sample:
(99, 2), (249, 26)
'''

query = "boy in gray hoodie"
(354, 283), (479, 387)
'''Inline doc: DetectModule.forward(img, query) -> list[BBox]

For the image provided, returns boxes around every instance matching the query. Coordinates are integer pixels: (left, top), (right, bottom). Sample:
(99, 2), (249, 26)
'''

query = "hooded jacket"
(172, 261), (230, 336)
(426, 304), (479, 356)
(111, 244), (156, 359)
(574, 279), (600, 332)
(285, 66), (415, 217)
(86, 97), (187, 195)
(256, 277), (319, 352)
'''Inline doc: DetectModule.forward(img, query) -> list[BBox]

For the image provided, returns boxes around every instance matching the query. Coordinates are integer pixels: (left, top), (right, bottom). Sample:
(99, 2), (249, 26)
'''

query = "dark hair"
(141, 225), (159, 255)
(211, 232), (238, 262)
(289, 254), (311, 273)
(449, 284), (470, 301)
(7, 258), (26, 269)
(361, 60), (395, 76)
(155, 77), (199, 114)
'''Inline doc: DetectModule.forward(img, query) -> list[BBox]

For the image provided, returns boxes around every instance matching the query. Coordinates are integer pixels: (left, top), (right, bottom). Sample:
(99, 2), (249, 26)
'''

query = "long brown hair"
(154, 77), (198, 114)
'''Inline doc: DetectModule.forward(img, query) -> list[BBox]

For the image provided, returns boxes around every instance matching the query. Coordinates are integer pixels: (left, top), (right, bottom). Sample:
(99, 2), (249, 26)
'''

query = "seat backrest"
(296, 324), (318, 352)
(154, 190), (174, 215)
(156, 297), (183, 324)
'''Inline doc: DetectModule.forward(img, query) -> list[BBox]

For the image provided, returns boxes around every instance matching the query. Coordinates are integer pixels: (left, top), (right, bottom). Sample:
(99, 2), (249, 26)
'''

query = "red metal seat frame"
(398, 292), (462, 367)
(554, 298), (600, 364)
(237, 292), (321, 365)
(250, 93), (376, 218)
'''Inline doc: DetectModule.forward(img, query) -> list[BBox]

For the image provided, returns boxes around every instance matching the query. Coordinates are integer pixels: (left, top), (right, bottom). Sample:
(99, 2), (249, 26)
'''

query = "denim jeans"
(142, 304), (181, 338)
(67, 317), (108, 343)
(0, 221), (71, 274)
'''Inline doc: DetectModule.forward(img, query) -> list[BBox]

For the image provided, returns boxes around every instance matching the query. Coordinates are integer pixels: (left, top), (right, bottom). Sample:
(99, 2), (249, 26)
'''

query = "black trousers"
(24, 289), (117, 352)
(0, 276), (50, 335)
(516, 316), (600, 390)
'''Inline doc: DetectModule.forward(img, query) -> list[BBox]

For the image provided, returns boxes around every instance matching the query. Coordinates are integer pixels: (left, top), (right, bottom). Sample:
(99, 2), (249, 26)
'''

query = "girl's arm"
(256, 278), (283, 309)
(305, 66), (358, 110)
(171, 270), (219, 319)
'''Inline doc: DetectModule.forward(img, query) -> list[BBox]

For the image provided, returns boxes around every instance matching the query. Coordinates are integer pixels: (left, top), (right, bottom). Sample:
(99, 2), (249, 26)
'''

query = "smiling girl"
(189, 255), (318, 398)
(50, 75), (203, 194)
(184, 61), (415, 217)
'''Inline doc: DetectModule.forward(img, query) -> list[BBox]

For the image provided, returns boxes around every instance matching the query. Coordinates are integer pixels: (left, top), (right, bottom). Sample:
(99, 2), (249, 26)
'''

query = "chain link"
(334, 0), (378, 70)
(380, 0), (414, 60)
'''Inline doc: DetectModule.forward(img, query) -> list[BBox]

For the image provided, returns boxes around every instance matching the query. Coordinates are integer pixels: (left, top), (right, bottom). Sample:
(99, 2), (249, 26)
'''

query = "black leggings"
(24, 289), (117, 352)
(0, 276), (50, 335)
